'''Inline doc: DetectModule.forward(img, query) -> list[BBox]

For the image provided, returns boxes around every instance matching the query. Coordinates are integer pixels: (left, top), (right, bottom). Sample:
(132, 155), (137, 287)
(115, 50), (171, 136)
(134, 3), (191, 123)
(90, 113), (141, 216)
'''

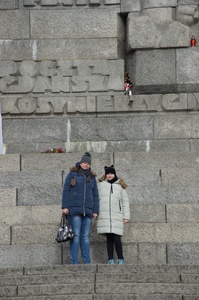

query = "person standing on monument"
(97, 165), (130, 264)
(62, 152), (99, 264)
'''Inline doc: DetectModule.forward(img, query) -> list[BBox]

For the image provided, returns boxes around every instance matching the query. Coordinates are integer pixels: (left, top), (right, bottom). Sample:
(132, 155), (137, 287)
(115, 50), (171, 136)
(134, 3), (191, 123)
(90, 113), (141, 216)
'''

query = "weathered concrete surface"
(0, 60), (124, 94)
(129, 49), (176, 93)
(0, 170), (62, 188)
(30, 10), (120, 39)
(0, 189), (16, 207)
(0, 11), (29, 39)
(17, 186), (62, 206)
(2, 116), (154, 144)
(0, 0), (17, 9)
(0, 245), (61, 267)
(128, 186), (199, 205)
(0, 38), (120, 61)
(0, 154), (20, 171)
(0, 205), (60, 225)
(127, 10), (189, 50)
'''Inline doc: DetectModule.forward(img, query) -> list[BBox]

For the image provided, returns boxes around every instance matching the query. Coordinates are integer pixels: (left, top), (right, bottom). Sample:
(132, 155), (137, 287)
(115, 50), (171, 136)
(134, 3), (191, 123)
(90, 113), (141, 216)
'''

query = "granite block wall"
(1, 0), (199, 271)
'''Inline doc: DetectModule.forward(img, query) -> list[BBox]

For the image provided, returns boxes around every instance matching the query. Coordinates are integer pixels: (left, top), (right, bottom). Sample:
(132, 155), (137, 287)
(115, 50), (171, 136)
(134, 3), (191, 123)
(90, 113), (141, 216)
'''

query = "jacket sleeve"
(93, 177), (99, 214)
(61, 172), (73, 209)
(121, 188), (130, 220)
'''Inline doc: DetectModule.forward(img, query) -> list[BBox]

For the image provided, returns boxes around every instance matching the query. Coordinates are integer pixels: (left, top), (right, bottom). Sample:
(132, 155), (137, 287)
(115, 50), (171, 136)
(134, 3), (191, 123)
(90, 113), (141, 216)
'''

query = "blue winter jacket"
(62, 163), (99, 218)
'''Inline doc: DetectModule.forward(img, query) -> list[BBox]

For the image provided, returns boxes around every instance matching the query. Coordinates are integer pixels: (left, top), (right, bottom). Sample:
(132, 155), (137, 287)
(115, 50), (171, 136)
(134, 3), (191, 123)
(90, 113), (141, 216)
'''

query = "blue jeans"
(68, 214), (92, 264)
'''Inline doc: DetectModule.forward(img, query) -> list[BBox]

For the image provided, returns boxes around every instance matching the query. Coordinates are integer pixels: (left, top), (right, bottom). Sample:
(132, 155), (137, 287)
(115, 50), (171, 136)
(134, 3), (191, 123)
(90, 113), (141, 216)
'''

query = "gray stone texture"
(12, 224), (58, 245)
(0, 170), (62, 188)
(21, 152), (112, 172)
(4, 264), (199, 298)
(154, 114), (199, 139)
(2, 116), (154, 145)
(0, 189), (16, 207)
(130, 205), (166, 223)
(0, 225), (10, 245)
(30, 10), (120, 39)
(129, 50), (176, 93)
(17, 186), (62, 206)
(115, 152), (199, 169)
(0, 205), (60, 225)
(141, 0), (178, 9)
(121, 0), (141, 12)
(168, 243), (199, 265)
(177, 48), (199, 92)
(0, 39), (119, 61)
(1, 93), (197, 116)
(18, 283), (94, 296)
(0, 245), (61, 267)
(128, 186), (199, 205)
(0, 11), (29, 39)
(0, 0), (17, 9)
(23, 0), (121, 7)
(124, 223), (199, 243)
(2, 3), (199, 299)
(161, 168), (199, 187)
(2, 139), (191, 154)
(178, 0), (199, 4)
(127, 9), (189, 50)
(167, 204), (199, 223)
(176, 4), (199, 26)
(0, 154), (20, 171)
(0, 59), (124, 94)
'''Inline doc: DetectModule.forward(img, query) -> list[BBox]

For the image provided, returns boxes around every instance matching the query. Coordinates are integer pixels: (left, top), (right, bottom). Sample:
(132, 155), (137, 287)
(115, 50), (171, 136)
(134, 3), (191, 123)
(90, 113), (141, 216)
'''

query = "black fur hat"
(104, 165), (116, 175)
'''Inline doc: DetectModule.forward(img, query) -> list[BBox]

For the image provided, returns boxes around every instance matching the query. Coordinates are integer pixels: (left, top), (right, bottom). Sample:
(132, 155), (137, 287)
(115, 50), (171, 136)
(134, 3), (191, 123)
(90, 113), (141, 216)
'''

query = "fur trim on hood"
(98, 175), (127, 189)
(69, 166), (97, 177)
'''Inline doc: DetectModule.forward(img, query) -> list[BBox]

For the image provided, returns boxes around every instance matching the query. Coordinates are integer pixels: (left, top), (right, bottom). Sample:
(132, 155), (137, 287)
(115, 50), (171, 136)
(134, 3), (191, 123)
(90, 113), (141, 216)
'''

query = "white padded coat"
(97, 178), (130, 236)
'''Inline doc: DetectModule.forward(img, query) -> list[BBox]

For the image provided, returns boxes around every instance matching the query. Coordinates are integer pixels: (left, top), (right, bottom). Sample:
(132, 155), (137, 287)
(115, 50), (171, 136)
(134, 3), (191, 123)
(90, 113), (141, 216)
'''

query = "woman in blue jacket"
(62, 152), (99, 264)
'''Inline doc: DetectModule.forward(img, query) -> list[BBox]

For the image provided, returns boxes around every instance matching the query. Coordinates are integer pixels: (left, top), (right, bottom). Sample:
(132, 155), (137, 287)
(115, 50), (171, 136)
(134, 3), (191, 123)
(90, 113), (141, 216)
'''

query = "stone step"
(2, 241), (199, 268)
(3, 114), (199, 154)
(0, 170), (62, 188)
(1, 152), (199, 172)
(2, 185), (199, 207)
(1, 166), (199, 189)
(1, 204), (199, 225)
(0, 264), (199, 299)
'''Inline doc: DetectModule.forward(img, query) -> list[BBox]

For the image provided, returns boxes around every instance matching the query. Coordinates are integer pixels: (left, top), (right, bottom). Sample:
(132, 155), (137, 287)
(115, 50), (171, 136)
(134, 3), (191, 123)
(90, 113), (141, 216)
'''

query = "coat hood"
(98, 175), (127, 189)
(69, 163), (97, 177)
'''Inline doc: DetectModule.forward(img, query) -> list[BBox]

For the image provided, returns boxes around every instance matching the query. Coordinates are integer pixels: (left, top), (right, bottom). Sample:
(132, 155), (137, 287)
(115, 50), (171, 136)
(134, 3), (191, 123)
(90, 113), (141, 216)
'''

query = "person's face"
(106, 173), (115, 180)
(80, 162), (90, 170)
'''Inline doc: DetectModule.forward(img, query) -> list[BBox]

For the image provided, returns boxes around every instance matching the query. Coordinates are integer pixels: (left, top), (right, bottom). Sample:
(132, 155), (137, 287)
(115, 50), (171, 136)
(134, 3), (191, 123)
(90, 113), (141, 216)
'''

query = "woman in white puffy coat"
(97, 165), (130, 264)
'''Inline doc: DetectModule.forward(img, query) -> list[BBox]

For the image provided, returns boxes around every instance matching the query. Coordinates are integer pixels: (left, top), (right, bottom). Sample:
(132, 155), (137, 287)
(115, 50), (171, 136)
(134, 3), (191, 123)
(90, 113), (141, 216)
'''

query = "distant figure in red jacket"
(190, 36), (196, 47)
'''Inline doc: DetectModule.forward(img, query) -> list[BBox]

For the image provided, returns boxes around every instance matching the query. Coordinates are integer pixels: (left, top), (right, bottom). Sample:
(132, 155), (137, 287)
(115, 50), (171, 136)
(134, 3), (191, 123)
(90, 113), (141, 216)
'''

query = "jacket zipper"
(119, 200), (121, 211)
(83, 175), (86, 216)
(109, 185), (112, 232)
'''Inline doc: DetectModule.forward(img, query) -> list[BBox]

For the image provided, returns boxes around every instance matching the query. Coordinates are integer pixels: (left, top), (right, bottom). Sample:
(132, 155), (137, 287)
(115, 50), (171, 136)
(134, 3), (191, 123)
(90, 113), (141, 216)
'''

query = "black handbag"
(56, 213), (74, 243)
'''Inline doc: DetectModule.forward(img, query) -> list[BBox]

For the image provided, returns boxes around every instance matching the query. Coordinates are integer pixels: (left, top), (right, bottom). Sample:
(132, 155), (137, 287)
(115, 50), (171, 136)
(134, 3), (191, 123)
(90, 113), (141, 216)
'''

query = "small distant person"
(62, 152), (99, 264)
(190, 35), (196, 47)
(97, 165), (130, 264)
(124, 79), (133, 95)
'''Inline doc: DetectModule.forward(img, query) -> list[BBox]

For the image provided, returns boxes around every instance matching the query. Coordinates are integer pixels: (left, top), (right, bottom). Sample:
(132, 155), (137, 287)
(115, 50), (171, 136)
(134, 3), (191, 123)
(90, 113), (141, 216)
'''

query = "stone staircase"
(1, 151), (199, 267)
(1, 264), (199, 299)
(1, 0), (199, 298)
(1, 148), (199, 300)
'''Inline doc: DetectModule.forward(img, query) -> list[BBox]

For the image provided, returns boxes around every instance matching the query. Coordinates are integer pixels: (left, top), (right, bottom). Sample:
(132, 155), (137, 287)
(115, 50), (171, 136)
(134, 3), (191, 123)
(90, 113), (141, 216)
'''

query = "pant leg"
(68, 215), (82, 264)
(113, 234), (123, 259)
(106, 233), (114, 260)
(80, 215), (92, 264)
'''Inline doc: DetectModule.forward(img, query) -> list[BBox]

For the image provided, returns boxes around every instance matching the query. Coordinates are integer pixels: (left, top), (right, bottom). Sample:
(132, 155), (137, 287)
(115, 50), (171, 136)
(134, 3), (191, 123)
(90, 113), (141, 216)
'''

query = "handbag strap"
(60, 213), (69, 227)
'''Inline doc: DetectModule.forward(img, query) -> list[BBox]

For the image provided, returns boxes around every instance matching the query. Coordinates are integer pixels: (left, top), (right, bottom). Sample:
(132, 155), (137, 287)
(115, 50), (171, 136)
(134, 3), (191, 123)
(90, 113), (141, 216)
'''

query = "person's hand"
(93, 213), (98, 219)
(123, 219), (129, 224)
(62, 208), (69, 214)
